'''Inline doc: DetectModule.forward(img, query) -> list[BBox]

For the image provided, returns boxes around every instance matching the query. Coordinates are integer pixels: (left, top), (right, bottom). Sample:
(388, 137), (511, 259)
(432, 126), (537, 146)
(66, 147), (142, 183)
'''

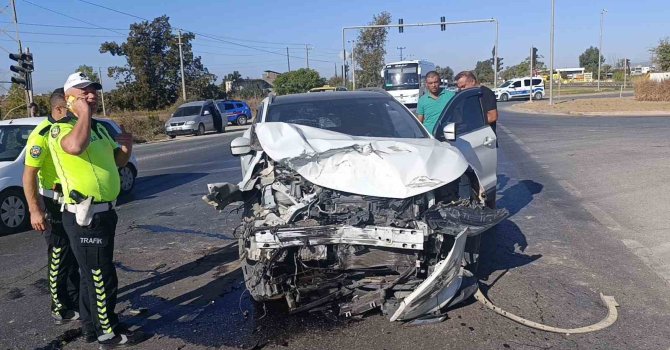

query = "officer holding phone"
(48, 72), (142, 348)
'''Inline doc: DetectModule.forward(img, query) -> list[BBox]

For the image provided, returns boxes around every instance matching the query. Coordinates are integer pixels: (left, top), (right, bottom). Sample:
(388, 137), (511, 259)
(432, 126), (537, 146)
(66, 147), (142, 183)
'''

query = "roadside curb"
(134, 126), (250, 147)
(505, 104), (670, 117)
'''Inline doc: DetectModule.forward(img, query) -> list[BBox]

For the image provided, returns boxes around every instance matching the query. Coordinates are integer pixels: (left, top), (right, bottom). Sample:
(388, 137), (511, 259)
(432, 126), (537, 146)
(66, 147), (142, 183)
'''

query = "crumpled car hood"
(254, 122), (468, 199)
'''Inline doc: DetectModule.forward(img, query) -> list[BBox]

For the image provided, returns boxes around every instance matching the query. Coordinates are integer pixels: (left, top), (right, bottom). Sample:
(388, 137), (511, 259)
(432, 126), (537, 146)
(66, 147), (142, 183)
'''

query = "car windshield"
(0, 125), (35, 162)
(173, 106), (201, 117)
(266, 96), (428, 139)
(498, 81), (512, 88)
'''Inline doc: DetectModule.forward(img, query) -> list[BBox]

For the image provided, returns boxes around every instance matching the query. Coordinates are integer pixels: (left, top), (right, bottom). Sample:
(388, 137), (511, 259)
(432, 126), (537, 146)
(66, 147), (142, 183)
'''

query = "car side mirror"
(443, 123), (456, 141)
(203, 110), (211, 115)
(230, 136), (251, 156)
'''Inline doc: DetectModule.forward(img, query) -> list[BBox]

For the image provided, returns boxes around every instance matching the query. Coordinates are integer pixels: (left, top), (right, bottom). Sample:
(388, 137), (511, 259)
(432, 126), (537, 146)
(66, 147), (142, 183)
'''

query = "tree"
(651, 37), (670, 71)
(224, 71), (242, 82)
(272, 69), (325, 95)
(327, 76), (344, 87)
(75, 65), (100, 83)
(100, 15), (217, 110)
(435, 66), (454, 82)
(473, 60), (494, 83)
(353, 11), (392, 88)
(579, 46), (605, 74)
(0, 83), (26, 119)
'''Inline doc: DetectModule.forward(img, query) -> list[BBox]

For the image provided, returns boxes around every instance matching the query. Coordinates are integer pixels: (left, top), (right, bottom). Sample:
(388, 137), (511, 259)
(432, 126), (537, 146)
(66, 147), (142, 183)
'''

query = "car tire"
(236, 115), (247, 126)
(533, 92), (543, 100)
(500, 93), (509, 102)
(119, 164), (136, 195)
(168, 135), (176, 139)
(0, 188), (29, 234)
(196, 123), (205, 136)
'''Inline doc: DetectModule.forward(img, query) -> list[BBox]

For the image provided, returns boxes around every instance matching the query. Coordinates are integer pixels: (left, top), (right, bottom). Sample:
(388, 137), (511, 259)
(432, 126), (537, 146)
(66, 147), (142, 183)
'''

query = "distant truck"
(381, 60), (435, 109)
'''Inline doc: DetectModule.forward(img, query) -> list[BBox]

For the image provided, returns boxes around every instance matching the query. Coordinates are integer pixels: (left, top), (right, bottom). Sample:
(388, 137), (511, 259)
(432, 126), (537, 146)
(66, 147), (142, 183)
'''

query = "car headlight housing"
(185, 121), (196, 125)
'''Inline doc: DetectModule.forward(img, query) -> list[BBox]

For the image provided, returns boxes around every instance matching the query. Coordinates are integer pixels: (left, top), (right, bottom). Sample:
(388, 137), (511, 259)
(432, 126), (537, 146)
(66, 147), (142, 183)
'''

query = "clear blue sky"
(1, 0), (667, 93)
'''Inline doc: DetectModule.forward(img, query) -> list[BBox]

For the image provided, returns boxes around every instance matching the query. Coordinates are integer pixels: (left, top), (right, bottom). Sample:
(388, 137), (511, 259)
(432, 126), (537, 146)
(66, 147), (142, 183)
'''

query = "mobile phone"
(66, 95), (77, 111)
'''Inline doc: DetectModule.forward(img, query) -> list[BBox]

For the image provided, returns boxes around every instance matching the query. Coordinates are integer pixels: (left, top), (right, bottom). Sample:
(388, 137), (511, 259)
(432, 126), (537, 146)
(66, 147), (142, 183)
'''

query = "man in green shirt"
(23, 88), (80, 325)
(49, 72), (141, 347)
(416, 71), (456, 134)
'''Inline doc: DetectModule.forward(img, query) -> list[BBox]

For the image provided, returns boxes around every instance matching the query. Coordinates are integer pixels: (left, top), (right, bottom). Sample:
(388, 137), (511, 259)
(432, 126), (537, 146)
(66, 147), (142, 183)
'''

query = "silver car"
(205, 89), (506, 323)
(165, 100), (224, 138)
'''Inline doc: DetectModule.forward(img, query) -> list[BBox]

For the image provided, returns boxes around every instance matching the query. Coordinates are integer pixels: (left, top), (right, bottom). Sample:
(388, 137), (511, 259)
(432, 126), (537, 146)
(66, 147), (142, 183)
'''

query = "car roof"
(179, 101), (208, 107)
(0, 116), (46, 126)
(272, 91), (388, 105)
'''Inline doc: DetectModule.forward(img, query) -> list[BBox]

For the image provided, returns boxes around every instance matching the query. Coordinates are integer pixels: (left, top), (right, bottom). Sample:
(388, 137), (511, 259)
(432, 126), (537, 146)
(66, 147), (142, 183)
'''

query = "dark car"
(216, 100), (252, 126)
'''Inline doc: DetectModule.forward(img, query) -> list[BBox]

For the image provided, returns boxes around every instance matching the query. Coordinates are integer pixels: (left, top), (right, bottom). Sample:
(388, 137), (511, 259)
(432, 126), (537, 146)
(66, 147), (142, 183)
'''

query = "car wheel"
(196, 123), (205, 136)
(533, 92), (543, 100)
(0, 188), (29, 234)
(168, 135), (176, 139)
(119, 165), (136, 194)
(500, 93), (509, 102)
(236, 115), (247, 126)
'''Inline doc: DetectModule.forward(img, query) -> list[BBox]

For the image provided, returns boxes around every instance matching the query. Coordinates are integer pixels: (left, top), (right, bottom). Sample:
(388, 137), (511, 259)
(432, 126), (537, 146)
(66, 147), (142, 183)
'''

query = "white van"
(494, 76), (545, 102)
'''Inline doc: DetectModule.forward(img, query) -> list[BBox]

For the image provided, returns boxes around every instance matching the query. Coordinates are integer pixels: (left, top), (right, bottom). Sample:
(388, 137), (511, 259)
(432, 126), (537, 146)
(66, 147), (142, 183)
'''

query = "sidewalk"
(506, 96), (670, 117)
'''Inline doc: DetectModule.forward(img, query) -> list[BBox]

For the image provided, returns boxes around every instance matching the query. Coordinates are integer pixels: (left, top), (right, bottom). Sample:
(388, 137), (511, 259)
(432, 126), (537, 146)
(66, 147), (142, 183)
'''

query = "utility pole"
(305, 44), (311, 69)
(286, 47), (291, 72)
(529, 46), (533, 102)
(621, 57), (627, 98)
(11, 0), (31, 112)
(349, 40), (356, 90)
(549, 0), (555, 105)
(597, 9), (607, 91)
(98, 66), (107, 117)
(334, 63), (337, 78)
(177, 30), (186, 101)
(397, 46), (406, 61)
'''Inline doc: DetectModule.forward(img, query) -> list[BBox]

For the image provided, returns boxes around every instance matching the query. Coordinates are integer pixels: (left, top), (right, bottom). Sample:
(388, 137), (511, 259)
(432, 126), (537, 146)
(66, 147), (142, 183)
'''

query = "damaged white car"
(204, 89), (508, 323)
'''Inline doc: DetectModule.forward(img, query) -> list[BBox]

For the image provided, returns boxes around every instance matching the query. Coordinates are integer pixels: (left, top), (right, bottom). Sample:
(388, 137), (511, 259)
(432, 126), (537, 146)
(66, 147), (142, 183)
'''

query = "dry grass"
(635, 79), (670, 101)
(512, 97), (670, 116)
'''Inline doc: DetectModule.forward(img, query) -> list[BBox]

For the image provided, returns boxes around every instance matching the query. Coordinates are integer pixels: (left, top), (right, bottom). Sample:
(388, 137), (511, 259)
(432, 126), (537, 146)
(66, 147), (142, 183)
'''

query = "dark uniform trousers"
(43, 195), (79, 315)
(62, 209), (120, 338)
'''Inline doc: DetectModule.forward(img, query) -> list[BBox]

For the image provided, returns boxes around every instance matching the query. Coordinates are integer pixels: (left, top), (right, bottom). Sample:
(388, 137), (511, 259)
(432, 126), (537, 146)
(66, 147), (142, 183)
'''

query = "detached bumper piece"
(424, 203), (509, 236)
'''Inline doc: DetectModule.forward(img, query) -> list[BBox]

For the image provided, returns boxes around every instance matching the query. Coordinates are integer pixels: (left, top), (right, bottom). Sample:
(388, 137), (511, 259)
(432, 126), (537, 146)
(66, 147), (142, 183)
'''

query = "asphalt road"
(1, 116), (670, 349)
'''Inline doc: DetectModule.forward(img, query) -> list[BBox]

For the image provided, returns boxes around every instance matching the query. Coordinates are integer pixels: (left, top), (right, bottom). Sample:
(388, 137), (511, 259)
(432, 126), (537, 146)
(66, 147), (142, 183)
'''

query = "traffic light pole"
(342, 18), (499, 90)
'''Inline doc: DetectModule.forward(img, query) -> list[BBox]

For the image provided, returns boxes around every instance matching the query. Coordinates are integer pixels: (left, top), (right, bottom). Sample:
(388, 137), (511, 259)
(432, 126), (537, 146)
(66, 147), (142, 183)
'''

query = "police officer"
(48, 72), (143, 347)
(23, 88), (80, 325)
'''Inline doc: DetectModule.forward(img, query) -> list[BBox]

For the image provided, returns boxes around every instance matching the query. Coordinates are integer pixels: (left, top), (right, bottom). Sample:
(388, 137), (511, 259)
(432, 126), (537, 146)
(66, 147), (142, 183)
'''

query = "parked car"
(165, 100), (224, 138)
(216, 100), (251, 126)
(204, 89), (506, 322)
(494, 76), (545, 101)
(0, 117), (139, 234)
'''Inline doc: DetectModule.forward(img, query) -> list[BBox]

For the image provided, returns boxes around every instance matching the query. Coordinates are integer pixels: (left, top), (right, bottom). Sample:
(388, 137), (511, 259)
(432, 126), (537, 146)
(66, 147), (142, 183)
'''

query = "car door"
(202, 103), (215, 131)
(433, 88), (497, 193)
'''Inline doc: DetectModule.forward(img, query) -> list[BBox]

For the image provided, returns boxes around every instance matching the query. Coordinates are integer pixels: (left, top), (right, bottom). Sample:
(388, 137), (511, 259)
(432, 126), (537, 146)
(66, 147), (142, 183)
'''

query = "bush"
(111, 114), (165, 143)
(634, 78), (670, 101)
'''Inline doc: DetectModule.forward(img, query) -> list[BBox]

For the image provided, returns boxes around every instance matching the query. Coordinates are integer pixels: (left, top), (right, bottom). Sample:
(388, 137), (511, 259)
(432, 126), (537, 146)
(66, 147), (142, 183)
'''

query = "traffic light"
(440, 16), (446, 31)
(624, 58), (631, 72)
(8, 52), (33, 89)
(398, 18), (403, 33)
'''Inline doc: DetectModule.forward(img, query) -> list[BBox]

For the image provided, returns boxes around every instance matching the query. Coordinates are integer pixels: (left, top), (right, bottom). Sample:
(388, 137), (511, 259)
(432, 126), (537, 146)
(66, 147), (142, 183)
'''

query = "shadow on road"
(119, 244), (348, 348)
(478, 176), (544, 286)
(117, 172), (209, 205)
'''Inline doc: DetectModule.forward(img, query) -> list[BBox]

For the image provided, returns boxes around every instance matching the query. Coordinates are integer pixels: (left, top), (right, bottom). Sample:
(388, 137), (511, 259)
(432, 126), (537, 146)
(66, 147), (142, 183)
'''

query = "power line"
(0, 20), (128, 30)
(20, 30), (125, 38)
(75, 0), (307, 47)
(20, 0), (125, 35)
